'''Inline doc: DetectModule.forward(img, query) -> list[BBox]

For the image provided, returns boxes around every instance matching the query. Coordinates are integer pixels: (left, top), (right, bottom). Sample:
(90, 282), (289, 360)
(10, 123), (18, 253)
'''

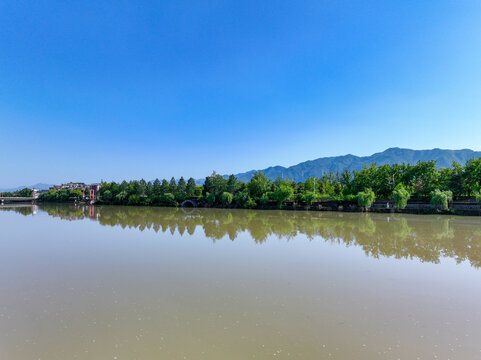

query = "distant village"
(48, 182), (101, 192)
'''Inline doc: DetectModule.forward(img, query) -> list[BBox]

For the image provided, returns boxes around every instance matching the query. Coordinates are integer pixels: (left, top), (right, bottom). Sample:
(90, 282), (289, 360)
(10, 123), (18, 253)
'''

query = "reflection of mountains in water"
(4, 204), (481, 268)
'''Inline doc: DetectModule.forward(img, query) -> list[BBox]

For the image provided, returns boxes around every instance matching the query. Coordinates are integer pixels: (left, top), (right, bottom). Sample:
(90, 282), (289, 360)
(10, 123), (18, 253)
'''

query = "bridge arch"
(181, 199), (200, 208)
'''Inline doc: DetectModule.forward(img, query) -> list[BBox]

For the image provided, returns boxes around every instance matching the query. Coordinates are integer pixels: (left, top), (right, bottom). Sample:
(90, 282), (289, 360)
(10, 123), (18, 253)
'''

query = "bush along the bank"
(393, 184), (410, 209)
(357, 188), (376, 208)
(36, 157), (481, 211)
(430, 189), (453, 210)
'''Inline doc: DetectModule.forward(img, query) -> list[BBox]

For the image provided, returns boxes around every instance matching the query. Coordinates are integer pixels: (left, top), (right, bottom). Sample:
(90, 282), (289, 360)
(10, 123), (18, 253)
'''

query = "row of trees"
(0, 188), (33, 197)
(38, 189), (83, 202)
(38, 159), (481, 210)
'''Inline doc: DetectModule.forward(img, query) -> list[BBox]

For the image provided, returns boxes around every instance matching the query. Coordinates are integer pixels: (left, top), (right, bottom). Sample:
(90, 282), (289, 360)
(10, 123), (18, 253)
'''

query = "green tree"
(169, 177), (177, 194)
(392, 184), (410, 209)
(186, 178), (197, 197)
(203, 171), (227, 197)
(153, 179), (162, 196)
(302, 191), (319, 205)
(16, 188), (33, 197)
(430, 189), (452, 210)
(220, 192), (233, 206)
(357, 188), (376, 208)
(464, 158), (481, 195)
(226, 174), (239, 194)
(234, 190), (250, 207)
(206, 192), (216, 205)
(159, 193), (177, 207)
(176, 177), (187, 199)
(161, 179), (170, 194)
(271, 182), (294, 208)
(247, 171), (271, 200)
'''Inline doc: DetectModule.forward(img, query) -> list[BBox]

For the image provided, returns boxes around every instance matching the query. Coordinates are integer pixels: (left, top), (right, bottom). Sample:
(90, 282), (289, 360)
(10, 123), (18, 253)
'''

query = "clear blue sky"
(1, 1), (481, 187)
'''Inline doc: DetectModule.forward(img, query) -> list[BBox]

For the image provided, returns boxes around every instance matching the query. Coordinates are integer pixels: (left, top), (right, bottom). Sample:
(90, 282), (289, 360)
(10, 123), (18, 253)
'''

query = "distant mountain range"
(4, 148), (481, 190)
(230, 148), (481, 183)
(0, 183), (53, 193)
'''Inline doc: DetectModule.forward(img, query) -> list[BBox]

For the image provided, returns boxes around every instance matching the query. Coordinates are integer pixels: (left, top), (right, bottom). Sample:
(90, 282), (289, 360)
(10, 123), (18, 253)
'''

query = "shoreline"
(32, 200), (481, 216)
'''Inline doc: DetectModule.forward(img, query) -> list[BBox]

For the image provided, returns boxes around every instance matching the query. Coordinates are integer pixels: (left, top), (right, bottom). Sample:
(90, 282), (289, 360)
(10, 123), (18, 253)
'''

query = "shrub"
(271, 184), (294, 208)
(220, 192), (233, 206)
(392, 184), (410, 209)
(357, 188), (375, 208)
(115, 191), (128, 204)
(102, 190), (113, 202)
(302, 191), (319, 205)
(234, 190), (250, 207)
(245, 197), (257, 209)
(206, 192), (216, 205)
(259, 192), (271, 206)
(475, 192), (481, 204)
(430, 189), (452, 210)
(127, 194), (141, 205)
(343, 194), (357, 203)
(159, 193), (177, 207)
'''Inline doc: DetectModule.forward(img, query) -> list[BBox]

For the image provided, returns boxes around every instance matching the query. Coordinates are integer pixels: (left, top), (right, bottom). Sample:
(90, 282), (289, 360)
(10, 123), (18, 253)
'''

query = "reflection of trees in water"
(0, 205), (37, 216)
(29, 204), (481, 268)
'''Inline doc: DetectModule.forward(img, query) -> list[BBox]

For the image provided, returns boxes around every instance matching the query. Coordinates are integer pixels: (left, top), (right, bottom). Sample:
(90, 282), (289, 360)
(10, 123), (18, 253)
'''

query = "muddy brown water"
(1, 204), (481, 359)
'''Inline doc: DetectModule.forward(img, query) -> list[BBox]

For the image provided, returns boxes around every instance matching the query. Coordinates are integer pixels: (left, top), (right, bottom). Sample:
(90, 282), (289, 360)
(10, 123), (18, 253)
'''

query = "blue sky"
(1, 1), (481, 187)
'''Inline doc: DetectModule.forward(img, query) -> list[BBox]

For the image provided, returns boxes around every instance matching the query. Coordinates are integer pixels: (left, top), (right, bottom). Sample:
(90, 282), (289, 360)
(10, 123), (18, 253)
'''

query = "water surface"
(1, 204), (481, 359)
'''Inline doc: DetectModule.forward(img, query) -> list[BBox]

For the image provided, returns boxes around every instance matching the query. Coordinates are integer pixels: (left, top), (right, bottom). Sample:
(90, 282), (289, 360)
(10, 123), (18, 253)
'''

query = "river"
(1, 204), (480, 359)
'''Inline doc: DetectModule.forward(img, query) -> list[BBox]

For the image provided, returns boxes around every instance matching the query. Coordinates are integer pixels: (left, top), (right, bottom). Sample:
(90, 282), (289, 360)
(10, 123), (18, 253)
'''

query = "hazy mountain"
(0, 183), (53, 192)
(232, 148), (481, 182)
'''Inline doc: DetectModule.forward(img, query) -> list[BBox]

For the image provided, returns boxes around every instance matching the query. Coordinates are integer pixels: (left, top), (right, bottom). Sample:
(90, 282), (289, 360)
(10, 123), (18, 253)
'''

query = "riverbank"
(36, 198), (481, 216)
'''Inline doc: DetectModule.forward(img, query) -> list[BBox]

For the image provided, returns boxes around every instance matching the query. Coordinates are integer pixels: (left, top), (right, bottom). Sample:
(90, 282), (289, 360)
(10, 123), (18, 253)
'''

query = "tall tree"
(177, 177), (187, 198)
(186, 178), (197, 197)
(169, 177), (177, 194)
(247, 171), (271, 200)
(161, 179), (170, 194)
(153, 178), (162, 196)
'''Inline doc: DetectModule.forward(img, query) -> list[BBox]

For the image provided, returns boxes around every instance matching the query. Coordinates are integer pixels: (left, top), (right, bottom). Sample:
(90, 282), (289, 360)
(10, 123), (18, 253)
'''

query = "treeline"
(38, 188), (84, 202)
(0, 188), (33, 197)
(38, 158), (481, 210)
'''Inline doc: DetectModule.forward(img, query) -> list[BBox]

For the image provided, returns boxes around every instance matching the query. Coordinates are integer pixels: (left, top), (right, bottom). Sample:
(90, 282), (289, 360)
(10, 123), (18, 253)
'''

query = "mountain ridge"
(230, 147), (481, 182)
(0, 183), (53, 193)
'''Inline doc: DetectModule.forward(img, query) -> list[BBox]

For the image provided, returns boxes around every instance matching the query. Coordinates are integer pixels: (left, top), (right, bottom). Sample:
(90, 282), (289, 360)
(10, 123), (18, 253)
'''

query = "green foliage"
(475, 192), (481, 204)
(206, 192), (216, 205)
(244, 197), (257, 209)
(302, 191), (319, 205)
(247, 171), (271, 200)
(392, 184), (410, 209)
(176, 177), (187, 200)
(186, 178), (198, 197)
(271, 182), (294, 208)
(159, 193), (177, 207)
(169, 177), (177, 194)
(430, 189), (452, 210)
(115, 191), (128, 204)
(220, 192), (233, 206)
(203, 171), (227, 197)
(357, 188), (376, 208)
(259, 192), (272, 206)
(128, 194), (141, 205)
(342, 194), (357, 203)
(38, 189), (83, 202)
(16, 188), (34, 197)
(234, 190), (250, 207)
(464, 158), (481, 195)
(226, 174), (240, 194)
(40, 156), (481, 210)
